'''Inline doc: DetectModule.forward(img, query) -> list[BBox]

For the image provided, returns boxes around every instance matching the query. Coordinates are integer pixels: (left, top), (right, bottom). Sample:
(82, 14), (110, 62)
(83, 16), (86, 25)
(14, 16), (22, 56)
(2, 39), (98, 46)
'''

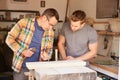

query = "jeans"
(13, 67), (29, 80)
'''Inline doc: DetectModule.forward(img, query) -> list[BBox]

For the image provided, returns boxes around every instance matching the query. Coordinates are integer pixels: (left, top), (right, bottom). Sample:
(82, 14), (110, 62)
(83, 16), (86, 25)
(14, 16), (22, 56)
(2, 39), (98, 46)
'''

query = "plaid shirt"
(6, 17), (54, 72)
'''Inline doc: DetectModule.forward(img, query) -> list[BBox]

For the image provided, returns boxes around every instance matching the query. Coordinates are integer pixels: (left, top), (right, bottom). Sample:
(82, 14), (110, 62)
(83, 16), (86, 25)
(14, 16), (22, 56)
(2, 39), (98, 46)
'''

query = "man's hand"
(22, 48), (36, 57)
(66, 56), (74, 60)
(40, 52), (50, 61)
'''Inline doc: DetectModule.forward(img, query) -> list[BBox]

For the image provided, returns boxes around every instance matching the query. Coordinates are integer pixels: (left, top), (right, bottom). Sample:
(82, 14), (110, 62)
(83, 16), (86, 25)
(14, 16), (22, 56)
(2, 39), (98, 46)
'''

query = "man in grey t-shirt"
(58, 10), (98, 63)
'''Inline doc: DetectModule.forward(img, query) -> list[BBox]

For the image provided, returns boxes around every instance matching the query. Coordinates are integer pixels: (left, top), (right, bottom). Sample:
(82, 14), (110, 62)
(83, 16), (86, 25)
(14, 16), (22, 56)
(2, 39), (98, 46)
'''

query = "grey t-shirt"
(60, 22), (98, 58)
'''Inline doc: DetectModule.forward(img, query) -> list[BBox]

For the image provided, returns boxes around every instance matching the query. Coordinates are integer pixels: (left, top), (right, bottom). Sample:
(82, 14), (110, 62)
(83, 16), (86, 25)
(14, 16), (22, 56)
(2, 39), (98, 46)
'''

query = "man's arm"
(58, 35), (67, 60)
(5, 22), (22, 52)
(5, 18), (29, 52)
(6, 19), (35, 58)
(76, 41), (98, 61)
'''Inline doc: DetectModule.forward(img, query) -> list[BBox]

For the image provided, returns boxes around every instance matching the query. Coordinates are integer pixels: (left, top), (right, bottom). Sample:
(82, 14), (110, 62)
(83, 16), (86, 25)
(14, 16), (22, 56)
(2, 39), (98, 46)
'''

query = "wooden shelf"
(0, 28), (10, 31)
(0, 20), (19, 22)
(0, 9), (40, 22)
(0, 9), (40, 15)
(94, 21), (109, 24)
(0, 9), (40, 30)
(97, 30), (120, 36)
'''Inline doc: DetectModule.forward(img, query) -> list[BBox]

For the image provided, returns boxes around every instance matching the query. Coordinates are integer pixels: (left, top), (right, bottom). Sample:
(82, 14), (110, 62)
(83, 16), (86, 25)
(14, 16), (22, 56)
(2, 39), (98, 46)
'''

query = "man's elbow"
(92, 50), (97, 58)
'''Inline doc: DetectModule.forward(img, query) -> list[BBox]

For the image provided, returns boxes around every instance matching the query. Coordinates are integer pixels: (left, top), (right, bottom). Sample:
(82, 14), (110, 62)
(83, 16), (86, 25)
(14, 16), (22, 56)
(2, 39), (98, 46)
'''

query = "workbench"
(26, 60), (97, 80)
(89, 56), (118, 79)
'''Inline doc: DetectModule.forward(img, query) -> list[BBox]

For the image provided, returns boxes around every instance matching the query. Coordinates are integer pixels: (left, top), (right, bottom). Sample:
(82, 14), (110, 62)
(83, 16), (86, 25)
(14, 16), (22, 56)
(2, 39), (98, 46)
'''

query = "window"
(96, 0), (119, 18)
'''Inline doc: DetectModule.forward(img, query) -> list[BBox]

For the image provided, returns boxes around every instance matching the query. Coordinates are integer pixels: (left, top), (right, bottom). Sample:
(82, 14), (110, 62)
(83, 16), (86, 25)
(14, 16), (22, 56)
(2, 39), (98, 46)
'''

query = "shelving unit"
(0, 9), (40, 30)
(0, 9), (40, 44)
(0, 9), (40, 22)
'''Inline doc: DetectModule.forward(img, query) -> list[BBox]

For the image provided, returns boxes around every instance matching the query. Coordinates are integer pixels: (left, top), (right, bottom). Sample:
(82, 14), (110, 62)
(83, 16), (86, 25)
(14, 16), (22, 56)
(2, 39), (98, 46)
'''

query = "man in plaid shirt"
(6, 8), (59, 80)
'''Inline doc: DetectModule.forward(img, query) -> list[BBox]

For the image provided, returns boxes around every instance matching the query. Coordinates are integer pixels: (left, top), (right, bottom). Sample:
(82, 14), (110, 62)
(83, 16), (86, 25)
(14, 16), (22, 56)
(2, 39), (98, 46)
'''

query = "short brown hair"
(42, 8), (59, 21)
(70, 10), (86, 23)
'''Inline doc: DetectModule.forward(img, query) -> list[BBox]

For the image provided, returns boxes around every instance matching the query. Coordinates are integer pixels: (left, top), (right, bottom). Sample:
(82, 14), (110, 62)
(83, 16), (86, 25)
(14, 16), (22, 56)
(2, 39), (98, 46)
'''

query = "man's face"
(43, 16), (58, 31)
(70, 20), (82, 32)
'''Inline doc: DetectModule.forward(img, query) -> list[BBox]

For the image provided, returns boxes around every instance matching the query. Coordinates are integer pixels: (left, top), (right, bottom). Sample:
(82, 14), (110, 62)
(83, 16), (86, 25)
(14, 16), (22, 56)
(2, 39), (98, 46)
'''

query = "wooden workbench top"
(89, 56), (118, 75)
